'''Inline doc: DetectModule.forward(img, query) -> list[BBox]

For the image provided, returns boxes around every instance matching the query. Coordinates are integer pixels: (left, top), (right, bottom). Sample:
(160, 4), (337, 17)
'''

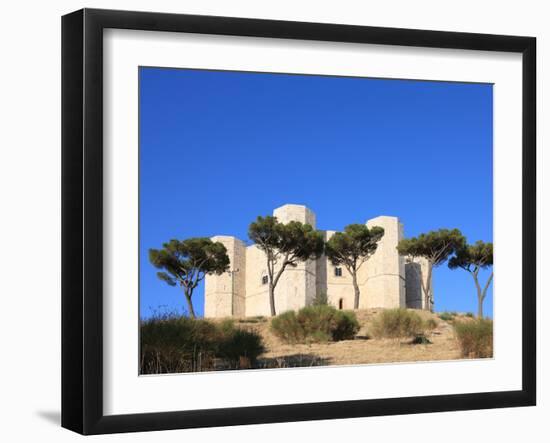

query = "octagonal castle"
(204, 204), (431, 318)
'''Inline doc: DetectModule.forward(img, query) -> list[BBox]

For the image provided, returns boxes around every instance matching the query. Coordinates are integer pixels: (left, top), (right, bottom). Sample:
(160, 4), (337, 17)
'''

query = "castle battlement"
(205, 205), (430, 317)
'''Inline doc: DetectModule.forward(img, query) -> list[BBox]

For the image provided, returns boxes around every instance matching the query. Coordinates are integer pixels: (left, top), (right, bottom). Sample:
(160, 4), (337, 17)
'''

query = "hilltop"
(233, 309), (466, 369)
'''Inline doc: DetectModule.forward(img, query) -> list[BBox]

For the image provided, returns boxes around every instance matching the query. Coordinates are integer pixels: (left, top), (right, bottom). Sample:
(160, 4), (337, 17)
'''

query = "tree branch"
(481, 272), (494, 300)
(273, 252), (291, 288)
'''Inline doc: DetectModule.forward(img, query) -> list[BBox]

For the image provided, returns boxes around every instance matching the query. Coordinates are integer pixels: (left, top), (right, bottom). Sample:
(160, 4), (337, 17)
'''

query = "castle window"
(261, 275), (268, 285)
(334, 267), (343, 277)
(338, 298), (344, 310)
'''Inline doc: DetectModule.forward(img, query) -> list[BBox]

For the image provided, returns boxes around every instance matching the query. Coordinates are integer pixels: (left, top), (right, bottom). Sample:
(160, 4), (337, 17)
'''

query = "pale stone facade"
(205, 204), (431, 317)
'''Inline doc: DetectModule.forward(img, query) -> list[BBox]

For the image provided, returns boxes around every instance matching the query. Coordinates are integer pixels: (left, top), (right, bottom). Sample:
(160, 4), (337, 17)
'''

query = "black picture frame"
(62, 8), (536, 435)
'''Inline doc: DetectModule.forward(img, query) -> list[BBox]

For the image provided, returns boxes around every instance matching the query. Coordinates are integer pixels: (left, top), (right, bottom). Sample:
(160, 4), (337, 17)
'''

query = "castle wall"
(244, 245), (271, 316)
(205, 206), (429, 318)
(244, 251), (316, 316)
(204, 236), (246, 318)
(358, 216), (406, 309)
(320, 230), (356, 310)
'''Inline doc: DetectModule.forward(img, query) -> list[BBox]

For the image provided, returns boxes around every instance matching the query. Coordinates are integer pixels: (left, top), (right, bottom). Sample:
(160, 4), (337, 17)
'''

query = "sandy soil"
(235, 309), (468, 368)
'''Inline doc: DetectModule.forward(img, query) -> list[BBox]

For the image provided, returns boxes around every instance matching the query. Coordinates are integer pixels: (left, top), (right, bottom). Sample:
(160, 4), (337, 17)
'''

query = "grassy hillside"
(140, 308), (492, 374)
(239, 309), (468, 369)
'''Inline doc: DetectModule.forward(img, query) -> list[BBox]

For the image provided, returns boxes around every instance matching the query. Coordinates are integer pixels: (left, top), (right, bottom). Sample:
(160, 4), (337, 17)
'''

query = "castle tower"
(358, 216), (406, 309)
(244, 204), (318, 317)
(204, 236), (246, 318)
(405, 257), (433, 310)
(270, 205), (317, 313)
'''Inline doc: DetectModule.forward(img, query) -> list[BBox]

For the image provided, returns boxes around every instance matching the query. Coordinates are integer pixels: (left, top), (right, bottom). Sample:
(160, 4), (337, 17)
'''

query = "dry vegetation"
(270, 305), (359, 344)
(453, 317), (493, 358)
(140, 308), (492, 374)
(140, 315), (265, 374)
(239, 309), (491, 368)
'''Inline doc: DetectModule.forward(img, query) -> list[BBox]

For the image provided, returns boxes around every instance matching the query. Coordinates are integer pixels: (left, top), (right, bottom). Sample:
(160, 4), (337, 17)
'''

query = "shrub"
(332, 310), (361, 341)
(438, 311), (457, 322)
(271, 305), (359, 344)
(218, 328), (266, 365)
(140, 314), (265, 374)
(411, 335), (432, 345)
(454, 318), (493, 358)
(371, 309), (425, 339)
(465, 312), (475, 318)
(270, 311), (304, 343)
(238, 316), (266, 324)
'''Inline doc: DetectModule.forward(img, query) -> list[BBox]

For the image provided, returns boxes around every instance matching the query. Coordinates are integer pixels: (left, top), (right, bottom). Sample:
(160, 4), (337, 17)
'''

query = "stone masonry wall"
(204, 236), (246, 318)
(319, 230), (356, 310)
(358, 216), (406, 309)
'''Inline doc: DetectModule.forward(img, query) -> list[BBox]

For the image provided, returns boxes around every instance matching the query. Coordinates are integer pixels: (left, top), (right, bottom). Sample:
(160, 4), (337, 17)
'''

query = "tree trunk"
(268, 283), (276, 316)
(479, 271), (493, 319)
(184, 290), (196, 318)
(352, 272), (360, 310)
(424, 263), (433, 312)
(477, 295), (484, 319)
(471, 270), (483, 319)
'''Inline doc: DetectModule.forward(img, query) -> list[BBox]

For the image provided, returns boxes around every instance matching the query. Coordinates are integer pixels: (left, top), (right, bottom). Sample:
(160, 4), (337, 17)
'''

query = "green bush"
(371, 309), (426, 338)
(454, 318), (493, 358)
(271, 305), (359, 344)
(218, 328), (266, 364)
(332, 310), (361, 341)
(411, 335), (432, 345)
(140, 314), (265, 374)
(296, 305), (336, 341)
(438, 311), (457, 322)
(270, 311), (304, 343)
(238, 316), (266, 324)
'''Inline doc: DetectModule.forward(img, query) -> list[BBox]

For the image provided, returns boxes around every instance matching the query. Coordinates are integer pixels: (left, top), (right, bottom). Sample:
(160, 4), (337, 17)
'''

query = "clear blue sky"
(139, 67), (493, 319)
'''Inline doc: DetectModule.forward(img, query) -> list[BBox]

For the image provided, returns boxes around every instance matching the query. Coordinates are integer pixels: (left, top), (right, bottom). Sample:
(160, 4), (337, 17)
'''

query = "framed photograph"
(62, 8), (536, 435)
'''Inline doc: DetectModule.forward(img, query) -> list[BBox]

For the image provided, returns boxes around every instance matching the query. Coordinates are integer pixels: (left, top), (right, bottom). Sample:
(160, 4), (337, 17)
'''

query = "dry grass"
(140, 316), (265, 374)
(370, 308), (426, 339)
(234, 309), (481, 367)
(148, 309), (492, 373)
(454, 318), (493, 358)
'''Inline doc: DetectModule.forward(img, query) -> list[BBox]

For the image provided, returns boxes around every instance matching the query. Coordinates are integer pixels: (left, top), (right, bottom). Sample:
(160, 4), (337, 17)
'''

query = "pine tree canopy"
(448, 240), (493, 271)
(325, 224), (385, 269)
(397, 228), (466, 266)
(149, 237), (230, 288)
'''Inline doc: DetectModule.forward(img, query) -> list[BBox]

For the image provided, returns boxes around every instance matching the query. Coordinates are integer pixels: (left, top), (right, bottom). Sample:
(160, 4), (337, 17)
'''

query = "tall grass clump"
(371, 308), (426, 339)
(140, 314), (265, 374)
(454, 318), (493, 358)
(271, 305), (359, 344)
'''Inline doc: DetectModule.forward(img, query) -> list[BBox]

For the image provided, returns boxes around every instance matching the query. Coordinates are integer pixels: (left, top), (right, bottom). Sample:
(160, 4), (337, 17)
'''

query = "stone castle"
(204, 204), (431, 318)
